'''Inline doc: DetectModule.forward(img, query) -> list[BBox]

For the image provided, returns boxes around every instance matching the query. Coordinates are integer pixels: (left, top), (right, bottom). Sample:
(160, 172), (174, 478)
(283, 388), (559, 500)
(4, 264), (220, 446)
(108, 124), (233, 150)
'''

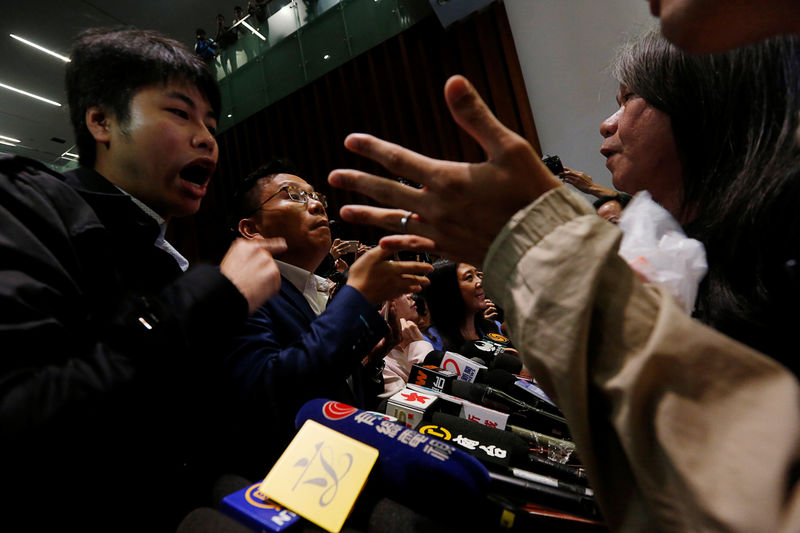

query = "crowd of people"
(194, 2), (274, 75)
(2, 0), (800, 531)
(192, 0), (317, 77)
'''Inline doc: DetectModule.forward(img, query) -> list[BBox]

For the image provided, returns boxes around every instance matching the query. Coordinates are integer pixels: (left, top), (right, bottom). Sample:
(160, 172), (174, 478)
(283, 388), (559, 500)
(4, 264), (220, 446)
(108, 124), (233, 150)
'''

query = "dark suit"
(223, 279), (387, 477)
(0, 156), (248, 530)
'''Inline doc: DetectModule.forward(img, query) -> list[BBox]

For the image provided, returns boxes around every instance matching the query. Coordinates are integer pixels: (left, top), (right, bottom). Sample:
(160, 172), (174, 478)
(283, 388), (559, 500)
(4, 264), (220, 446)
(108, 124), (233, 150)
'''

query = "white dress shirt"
(275, 259), (329, 315)
(115, 186), (189, 272)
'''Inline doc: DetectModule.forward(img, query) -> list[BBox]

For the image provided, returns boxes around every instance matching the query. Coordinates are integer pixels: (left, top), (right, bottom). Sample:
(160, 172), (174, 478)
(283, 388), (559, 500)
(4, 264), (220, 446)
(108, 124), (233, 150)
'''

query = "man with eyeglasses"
(220, 159), (433, 478)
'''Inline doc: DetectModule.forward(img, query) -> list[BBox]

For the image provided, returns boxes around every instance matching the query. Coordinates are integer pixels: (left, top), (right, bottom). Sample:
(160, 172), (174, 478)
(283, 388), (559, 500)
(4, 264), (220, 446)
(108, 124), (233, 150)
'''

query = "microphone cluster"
(373, 340), (603, 526)
(217, 338), (605, 532)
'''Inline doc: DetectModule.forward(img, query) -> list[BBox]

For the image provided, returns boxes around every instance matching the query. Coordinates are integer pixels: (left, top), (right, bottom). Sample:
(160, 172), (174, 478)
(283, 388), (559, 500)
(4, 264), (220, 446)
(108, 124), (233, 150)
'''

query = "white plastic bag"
(617, 191), (708, 313)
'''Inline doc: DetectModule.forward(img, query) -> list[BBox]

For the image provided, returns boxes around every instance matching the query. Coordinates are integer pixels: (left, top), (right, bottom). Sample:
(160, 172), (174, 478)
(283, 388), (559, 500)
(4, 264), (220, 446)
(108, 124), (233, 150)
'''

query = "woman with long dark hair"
(423, 260), (501, 352)
(602, 28), (800, 371)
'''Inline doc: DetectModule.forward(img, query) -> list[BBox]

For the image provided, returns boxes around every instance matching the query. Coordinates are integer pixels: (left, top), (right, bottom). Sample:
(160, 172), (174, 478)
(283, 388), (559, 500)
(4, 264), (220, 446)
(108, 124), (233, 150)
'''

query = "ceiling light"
(10, 34), (70, 62)
(227, 113), (232, 118)
(0, 140), (16, 147)
(0, 134), (21, 143)
(0, 82), (61, 106)
(323, 54), (330, 60)
(240, 20), (266, 41)
(61, 151), (79, 160)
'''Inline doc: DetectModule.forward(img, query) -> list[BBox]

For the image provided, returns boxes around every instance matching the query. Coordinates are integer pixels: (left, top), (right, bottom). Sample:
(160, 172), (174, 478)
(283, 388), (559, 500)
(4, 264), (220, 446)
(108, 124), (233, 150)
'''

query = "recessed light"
(323, 54), (330, 60)
(10, 34), (70, 62)
(227, 113), (232, 118)
(0, 81), (61, 106)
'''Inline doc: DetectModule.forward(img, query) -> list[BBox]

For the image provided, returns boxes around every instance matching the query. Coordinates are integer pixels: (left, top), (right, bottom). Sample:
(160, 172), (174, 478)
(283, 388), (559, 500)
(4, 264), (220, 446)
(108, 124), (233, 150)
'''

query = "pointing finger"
(340, 133), (441, 187)
(329, 169), (425, 213)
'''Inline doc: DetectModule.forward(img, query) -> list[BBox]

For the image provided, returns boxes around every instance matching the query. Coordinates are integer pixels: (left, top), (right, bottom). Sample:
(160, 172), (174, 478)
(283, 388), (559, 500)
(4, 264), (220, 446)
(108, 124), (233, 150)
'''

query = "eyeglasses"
(251, 185), (328, 215)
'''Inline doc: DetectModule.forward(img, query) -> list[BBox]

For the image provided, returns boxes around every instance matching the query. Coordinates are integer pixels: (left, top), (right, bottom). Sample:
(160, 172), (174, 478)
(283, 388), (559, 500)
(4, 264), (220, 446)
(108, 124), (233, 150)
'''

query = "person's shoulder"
(248, 281), (297, 318)
(0, 154), (78, 203)
(325, 284), (377, 315)
(0, 155), (106, 241)
(0, 153), (64, 180)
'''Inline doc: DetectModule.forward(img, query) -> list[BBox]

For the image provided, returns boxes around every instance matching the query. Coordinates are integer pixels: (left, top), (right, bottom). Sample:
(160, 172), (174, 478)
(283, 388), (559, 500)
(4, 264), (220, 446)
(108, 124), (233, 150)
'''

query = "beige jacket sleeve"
(483, 186), (800, 533)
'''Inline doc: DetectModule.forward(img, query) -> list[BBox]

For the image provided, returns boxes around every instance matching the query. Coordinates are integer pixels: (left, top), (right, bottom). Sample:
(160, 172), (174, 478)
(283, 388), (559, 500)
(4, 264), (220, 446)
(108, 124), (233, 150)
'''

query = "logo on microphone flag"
(221, 483), (300, 531)
(486, 332), (510, 345)
(418, 424), (452, 440)
(322, 401), (358, 421)
(260, 420), (379, 533)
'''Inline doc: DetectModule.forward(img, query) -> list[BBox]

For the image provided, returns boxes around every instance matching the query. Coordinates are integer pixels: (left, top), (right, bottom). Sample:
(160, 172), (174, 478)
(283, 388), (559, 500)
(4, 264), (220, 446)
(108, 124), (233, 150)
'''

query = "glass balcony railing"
(212, 0), (432, 132)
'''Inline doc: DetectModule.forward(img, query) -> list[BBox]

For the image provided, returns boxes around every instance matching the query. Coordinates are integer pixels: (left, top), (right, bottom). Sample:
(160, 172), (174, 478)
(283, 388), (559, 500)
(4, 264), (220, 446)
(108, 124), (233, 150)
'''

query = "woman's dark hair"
(66, 27), (221, 167)
(411, 292), (428, 318)
(612, 28), (800, 367)
(423, 260), (494, 352)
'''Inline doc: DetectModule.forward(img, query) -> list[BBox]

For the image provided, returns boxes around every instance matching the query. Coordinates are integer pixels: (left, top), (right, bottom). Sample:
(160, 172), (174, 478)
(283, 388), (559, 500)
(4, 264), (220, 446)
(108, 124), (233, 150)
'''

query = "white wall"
(504, 0), (655, 194)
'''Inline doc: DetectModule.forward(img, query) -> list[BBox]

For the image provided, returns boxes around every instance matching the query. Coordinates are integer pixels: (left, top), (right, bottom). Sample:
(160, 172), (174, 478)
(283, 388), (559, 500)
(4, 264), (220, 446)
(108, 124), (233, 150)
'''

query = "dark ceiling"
(0, 0), (238, 167)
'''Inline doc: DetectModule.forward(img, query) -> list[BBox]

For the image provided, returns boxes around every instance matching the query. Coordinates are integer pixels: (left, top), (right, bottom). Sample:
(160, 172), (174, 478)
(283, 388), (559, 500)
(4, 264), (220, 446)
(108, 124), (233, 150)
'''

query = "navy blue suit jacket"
(222, 277), (387, 476)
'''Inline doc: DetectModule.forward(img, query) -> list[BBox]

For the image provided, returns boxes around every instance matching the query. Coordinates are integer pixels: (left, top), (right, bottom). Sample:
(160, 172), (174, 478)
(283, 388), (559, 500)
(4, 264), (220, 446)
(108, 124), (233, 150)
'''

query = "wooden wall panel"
(169, 2), (541, 265)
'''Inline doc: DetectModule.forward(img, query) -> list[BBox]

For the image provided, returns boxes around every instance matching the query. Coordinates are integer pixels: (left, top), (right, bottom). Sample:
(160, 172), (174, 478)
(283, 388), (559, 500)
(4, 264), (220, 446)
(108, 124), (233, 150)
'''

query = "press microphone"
(429, 411), (530, 469)
(488, 472), (600, 519)
(459, 340), (523, 375)
(507, 424), (577, 463)
(212, 474), (252, 509)
(384, 387), (440, 429)
(426, 413), (598, 518)
(427, 411), (588, 484)
(404, 382), (466, 417)
(450, 381), (570, 438)
(458, 339), (504, 364)
(408, 363), (457, 394)
(295, 399), (491, 517)
(482, 369), (563, 416)
(468, 357), (489, 383)
(490, 352), (523, 374)
(220, 483), (301, 532)
(422, 350), (445, 367)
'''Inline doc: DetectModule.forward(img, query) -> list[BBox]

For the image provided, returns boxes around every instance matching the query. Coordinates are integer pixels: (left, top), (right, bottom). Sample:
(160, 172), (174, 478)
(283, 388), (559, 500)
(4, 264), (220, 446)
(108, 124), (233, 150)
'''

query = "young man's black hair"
(66, 27), (221, 167)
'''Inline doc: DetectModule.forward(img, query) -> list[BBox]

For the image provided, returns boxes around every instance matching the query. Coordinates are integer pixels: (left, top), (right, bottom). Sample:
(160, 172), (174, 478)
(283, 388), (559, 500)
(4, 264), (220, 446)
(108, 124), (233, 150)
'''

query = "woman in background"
(424, 260), (502, 352)
(379, 293), (435, 398)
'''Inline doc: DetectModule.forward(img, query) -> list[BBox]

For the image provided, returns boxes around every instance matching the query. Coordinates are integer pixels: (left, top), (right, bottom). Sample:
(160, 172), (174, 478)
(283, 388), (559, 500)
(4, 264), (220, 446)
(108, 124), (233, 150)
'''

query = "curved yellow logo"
(487, 333), (509, 344)
(244, 483), (281, 510)
(418, 425), (452, 440)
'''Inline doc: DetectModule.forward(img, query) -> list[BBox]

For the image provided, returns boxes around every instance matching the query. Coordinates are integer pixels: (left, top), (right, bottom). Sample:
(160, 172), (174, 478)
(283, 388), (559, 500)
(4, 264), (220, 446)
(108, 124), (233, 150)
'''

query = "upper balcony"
(210, 0), (431, 132)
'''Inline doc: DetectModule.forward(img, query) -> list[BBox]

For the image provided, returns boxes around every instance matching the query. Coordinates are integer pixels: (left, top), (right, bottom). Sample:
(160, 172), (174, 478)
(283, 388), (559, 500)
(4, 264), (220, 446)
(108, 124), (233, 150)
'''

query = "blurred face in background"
(597, 200), (623, 224)
(394, 293), (419, 322)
